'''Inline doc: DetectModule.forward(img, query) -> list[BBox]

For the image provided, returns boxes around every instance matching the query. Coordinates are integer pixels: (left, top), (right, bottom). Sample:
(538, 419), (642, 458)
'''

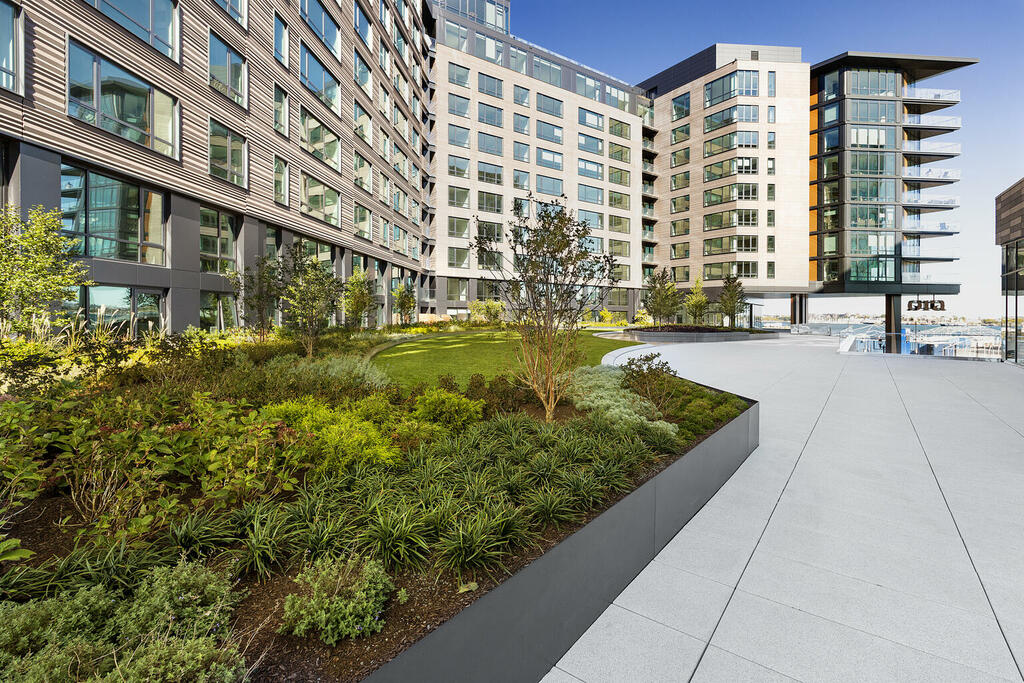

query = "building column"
(167, 193), (201, 332)
(10, 141), (61, 216)
(789, 293), (808, 326)
(885, 294), (902, 354)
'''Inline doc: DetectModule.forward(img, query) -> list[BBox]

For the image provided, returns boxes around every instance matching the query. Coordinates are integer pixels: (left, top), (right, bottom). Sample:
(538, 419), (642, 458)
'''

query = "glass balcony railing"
(642, 139), (655, 150)
(901, 220), (958, 234)
(903, 86), (960, 102)
(642, 205), (655, 217)
(901, 245), (957, 259)
(642, 182), (655, 194)
(642, 252), (656, 263)
(903, 193), (959, 206)
(903, 114), (961, 127)
(903, 167), (961, 180)
(642, 228), (655, 240)
(903, 140), (961, 154)
(642, 161), (655, 173)
(901, 271), (959, 284)
(419, 288), (436, 301)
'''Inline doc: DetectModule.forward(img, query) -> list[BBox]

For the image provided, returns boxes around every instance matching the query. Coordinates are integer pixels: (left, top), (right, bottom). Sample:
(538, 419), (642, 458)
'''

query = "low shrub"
(279, 556), (395, 646)
(412, 389), (484, 431)
(567, 366), (678, 442)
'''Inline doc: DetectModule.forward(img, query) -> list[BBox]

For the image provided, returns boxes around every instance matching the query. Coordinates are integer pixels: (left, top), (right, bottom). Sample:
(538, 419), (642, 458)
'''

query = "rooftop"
(810, 51), (979, 82)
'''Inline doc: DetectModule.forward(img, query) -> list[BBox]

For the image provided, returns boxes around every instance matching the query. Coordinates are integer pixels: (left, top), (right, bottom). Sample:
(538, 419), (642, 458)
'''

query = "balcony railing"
(901, 220), (958, 234)
(642, 228), (655, 240)
(903, 86), (961, 102)
(901, 271), (959, 284)
(903, 193), (959, 206)
(642, 205), (655, 217)
(642, 139), (655, 150)
(903, 140), (961, 154)
(903, 167), (961, 181)
(642, 252), (656, 263)
(903, 114), (961, 127)
(642, 182), (655, 194)
(419, 288), (436, 301)
(901, 246), (958, 259)
(642, 161), (655, 173)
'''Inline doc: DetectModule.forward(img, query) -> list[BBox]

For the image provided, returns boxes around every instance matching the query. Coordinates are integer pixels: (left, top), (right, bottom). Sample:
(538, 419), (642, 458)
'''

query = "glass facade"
(1004, 239), (1023, 364)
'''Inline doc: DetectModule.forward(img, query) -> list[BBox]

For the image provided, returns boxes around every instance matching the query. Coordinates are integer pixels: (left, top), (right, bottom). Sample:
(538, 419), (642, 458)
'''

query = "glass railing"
(642, 161), (655, 172)
(642, 139), (655, 150)
(642, 253), (655, 263)
(642, 205), (655, 217)
(901, 271), (959, 284)
(903, 140), (961, 154)
(903, 86), (960, 101)
(642, 228), (655, 240)
(901, 220), (958, 233)
(419, 288), (436, 300)
(903, 193), (959, 206)
(903, 167), (961, 180)
(642, 182), (655, 194)
(901, 245), (958, 259)
(904, 114), (961, 127)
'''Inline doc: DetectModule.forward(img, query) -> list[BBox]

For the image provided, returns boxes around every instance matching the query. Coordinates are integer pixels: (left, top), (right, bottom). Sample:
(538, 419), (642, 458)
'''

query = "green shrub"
(108, 636), (245, 683)
(434, 510), (506, 577)
(168, 509), (235, 559)
(413, 389), (484, 431)
(234, 507), (296, 579)
(358, 502), (430, 570)
(567, 366), (678, 440)
(279, 556), (394, 646)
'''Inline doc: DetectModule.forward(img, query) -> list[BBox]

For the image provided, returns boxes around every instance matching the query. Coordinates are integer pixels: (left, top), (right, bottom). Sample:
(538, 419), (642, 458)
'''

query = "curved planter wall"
(616, 331), (780, 343)
(366, 399), (759, 683)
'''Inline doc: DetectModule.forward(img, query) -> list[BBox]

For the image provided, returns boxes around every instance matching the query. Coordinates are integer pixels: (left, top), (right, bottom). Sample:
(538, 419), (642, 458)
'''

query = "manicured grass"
(373, 330), (639, 387)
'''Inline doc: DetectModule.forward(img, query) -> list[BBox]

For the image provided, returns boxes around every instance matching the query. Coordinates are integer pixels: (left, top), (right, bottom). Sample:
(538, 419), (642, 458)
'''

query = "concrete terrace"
(546, 336), (1024, 682)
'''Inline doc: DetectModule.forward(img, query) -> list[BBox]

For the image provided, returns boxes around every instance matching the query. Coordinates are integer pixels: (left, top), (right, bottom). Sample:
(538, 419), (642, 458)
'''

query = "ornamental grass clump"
(566, 365), (678, 440)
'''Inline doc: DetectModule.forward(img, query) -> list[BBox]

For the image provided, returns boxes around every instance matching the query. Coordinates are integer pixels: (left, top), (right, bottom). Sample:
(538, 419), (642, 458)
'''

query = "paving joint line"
(685, 354), (850, 682)
(884, 357), (1024, 681)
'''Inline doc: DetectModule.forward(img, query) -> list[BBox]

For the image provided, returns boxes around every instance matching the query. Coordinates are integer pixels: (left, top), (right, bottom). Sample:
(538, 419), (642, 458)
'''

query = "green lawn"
(373, 330), (639, 387)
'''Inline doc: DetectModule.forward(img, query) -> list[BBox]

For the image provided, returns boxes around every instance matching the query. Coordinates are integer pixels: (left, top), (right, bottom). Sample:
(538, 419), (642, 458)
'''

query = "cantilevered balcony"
(902, 139), (960, 164)
(901, 270), (959, 285)
(902, 191), (959, 211)
(903, 113), (961, 140)
(903, 86), (961, 113)
(901, 220), (959, 237)
(902, 166), (960, 183)
(900, 245), (958, 261)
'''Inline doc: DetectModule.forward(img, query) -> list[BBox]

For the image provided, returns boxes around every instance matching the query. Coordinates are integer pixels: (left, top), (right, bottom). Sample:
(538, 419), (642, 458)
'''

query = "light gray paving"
(546, 337), (1024, 682)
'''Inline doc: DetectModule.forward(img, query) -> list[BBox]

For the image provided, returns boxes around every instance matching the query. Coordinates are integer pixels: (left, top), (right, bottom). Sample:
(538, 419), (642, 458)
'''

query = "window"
(478, 161), (503, 184)
(821, 70), (840, 101)
(767, 131), (775, 149)
(351, 47), (371, 99)
(537, 148), (562, 170)
(704, 70), (757, 107)
(447, 278), (468, 300)
(608, 142), (630, 163)
(354, 100), (371, 143)
(849, 151), (896, 176)
(528, 121), (560, 146)
(670, 195), (689, 213)
(448, 93), (469, 117)
(670, 171), (689, 191)
(670, 148), (690, 167)
(198, 291), (236, 331)
(353, 150), (371, 192)
(474, 32), (504, 64)
(609, 167), (630, 186)
(448, 155), (469, 178)
(448, 186), (469, 208)
(449, 123), (470, 148)
(59, 164), (166, 265)
(85, 0), (176, 60)
(509, 47), (528, 73)
(704, 104), (758, 133)
(536, 175), (562, 196)
(609, 239), (629, 257)
(850, 205), (896, 229)
(213, 0), (245, 24)
(849, 68), (898, 97)
(609, 119), (630, 139)
(578, 159), (603, 180)
(611, 264), (630, 281)
(672, 92), (690, 121)
(448, 246), (469, 268)
(849, 99), (898, 123)
(67, 42), (178, 158)
(767, 183), (775, 200)
(608, 191), (629, 210)
(533, 55), (561, 86)
(514, 85), (529, 105)
(582, 236), (603, 253)
(767, 105), (775, 123)
(767, 70), (775, 97)
(443, 20), (467, 50)
(300, 173), (341, 225)
(704, 261), (756, 280)
(575, 73), (601, 100)
(449, 63), (469, 87)
(670, 219), (689, 236)
(578, 133), (603, 155)
(537, 93), (563, 117)
(197, 205), (237, 272)
(579, 184), (603, 205)
(849, 179), (896, 202)
(448, 216), (469, 238)
(579, 209), (603, 230)
(208, 119), (246, 186)
(671, 124), (690, 144)
(704, 131), (757, 157)
(703, 208), (756, 231)
(767, 209), (775, 227)
(354, 1), (372, 45)
(478, 131), (503, 155)
(479, 102), (503, 127)
(301, 0), (340, 56)
(608, 215), (630, 233)
(513, 113), (529, 133)
(273, 85), (289, 136)
(478, 191), (502, 213)
(849, 125), (897, 149)
(579, 108), (603, 130)
(300, 108), (341, 170)
(513, 141), (529, 161)
(513, 169), (529, 189)
(672, 266), (689, 283)
(670, 242), (689, 259)
(767, 158), (775, 176)
(208, 33), (246, 106)
(270, 15), (288, 66)
(272, 156), (289, 204)
(479, 73), (503, 98)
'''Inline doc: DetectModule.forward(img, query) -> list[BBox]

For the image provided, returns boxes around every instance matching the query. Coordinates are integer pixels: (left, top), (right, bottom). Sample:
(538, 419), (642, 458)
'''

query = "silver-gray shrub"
(566, 365), (677, 438)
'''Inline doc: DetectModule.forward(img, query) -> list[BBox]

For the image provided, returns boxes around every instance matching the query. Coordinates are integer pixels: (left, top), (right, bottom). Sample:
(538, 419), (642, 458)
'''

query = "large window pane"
(88, 0), (176, 59)
(208, 32), (246, 106)
(208, 119), (246, 186)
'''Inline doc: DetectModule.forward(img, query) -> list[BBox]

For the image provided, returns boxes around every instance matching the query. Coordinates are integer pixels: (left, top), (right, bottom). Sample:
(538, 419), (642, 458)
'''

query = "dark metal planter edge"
(366, 400), (759, 683)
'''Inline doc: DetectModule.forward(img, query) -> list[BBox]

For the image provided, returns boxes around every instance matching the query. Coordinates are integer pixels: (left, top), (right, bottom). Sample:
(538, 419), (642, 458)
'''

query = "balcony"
(903, 86), (960, 102)
(418, 288), (436, 302)
(901, 245), (958, 261)
(642, 227), (655, 241)
(901, 220), (959, 236)
(902, 192), (959, 209)
(642, 205), (655, 218)
(903, 140), (961, 154)
(902, 167), (961, 181)
(901, 271), (959, 285)
(642, 182), (656, 195)
(642, 139), (656, 153)
(642, 252), (656, 264)
(642, 161), (656, 174)
(904, 114), (961, 128)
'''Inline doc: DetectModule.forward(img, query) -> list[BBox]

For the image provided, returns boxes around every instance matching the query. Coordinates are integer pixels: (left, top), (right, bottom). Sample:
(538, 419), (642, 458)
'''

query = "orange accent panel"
(809, 108), (818, 131)
(809, 233), (818, 257)
(809, 261), (818, 281)
(808, 132), (817, 157)
(808, 158), (817, 182)
(809, 184), (817, 207)
(809, 209), (817, 233)
(809, 91), (819, 107)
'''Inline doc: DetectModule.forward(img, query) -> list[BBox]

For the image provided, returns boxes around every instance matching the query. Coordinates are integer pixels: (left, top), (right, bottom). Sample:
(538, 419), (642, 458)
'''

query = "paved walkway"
(544, 336), (1024, 682)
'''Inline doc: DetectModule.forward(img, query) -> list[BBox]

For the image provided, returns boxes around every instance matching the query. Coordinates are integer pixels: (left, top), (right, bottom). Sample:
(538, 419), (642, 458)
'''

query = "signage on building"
(907, 299), (946, 312)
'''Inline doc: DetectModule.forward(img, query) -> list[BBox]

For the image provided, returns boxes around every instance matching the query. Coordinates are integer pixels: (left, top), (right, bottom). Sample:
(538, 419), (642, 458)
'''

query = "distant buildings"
(996, 177), (1024, 364)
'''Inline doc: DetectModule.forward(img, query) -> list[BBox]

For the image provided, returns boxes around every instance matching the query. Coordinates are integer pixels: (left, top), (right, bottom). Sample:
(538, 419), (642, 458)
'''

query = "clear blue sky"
(508, 0), (1023, 318)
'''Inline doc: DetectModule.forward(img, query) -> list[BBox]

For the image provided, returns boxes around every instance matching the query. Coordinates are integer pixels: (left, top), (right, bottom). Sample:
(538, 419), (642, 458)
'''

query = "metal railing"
(903, 113), (961, 127)
(903, 86), (961, 101)
(903, 167), (961, 180)
(903, 140), (961, 154)
(901, 220), (958, 233)
(903, 193), (959, 206)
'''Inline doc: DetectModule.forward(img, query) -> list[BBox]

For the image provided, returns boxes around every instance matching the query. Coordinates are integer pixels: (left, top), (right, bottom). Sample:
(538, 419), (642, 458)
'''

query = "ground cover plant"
(0, 319), (748, 681)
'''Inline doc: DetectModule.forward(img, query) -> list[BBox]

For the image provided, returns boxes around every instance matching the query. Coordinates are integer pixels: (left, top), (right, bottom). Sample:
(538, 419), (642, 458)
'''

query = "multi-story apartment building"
(430, 1), (647, 319)
(997, 177), (1024, 365)
(639, 45), (810, 308)
(0, 0), (975, 337)
(0, 0), (435, 331)
(808, 52), (975, 348)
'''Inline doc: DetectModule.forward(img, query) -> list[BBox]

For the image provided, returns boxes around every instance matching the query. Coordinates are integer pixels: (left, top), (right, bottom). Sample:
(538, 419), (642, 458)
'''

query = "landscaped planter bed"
(615, 326), (780, 343)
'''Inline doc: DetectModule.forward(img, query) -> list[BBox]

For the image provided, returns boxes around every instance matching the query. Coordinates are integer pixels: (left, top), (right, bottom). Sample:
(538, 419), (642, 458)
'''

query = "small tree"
(683, 276), (710, 325)
(0, 206), (91, 334)
(226, 254), (283, 342)
(280, 245), (345, 357)
(717, 274), (747, 329)
(642, 268), (684, 326)
(344, 268), (376, 329)
(392, 282), (417, 325)
(473, 196), (617, 422)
